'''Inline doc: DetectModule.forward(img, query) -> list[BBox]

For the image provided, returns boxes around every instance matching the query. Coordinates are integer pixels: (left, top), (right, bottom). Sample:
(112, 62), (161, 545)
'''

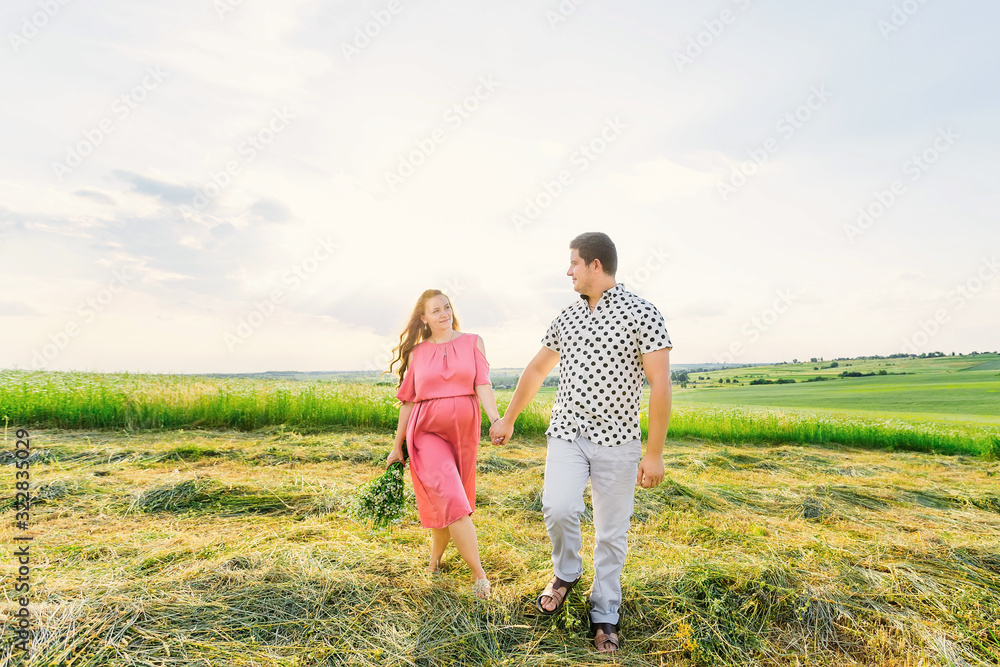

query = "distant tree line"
(839, 370), (891, 378)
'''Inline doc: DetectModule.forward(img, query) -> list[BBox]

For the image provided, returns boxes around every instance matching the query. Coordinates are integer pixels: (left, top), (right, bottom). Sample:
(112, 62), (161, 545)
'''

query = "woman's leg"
(429, 527), (450, 571)
(446, 514), (487, 581)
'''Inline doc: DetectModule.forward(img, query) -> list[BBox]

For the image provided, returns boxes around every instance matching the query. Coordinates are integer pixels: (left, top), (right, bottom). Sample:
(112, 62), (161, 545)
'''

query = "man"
(489, 232), (672, 655)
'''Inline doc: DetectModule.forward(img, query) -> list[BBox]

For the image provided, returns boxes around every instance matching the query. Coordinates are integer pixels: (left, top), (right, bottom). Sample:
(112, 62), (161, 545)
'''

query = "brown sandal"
(593, 622), (620, 654)
(535, 575), (579, 615)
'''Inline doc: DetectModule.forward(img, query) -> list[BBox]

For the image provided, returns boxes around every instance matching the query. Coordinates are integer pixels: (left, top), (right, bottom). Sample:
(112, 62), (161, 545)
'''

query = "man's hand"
(490, 415), (513, 446)
(636, 453), (665, 488)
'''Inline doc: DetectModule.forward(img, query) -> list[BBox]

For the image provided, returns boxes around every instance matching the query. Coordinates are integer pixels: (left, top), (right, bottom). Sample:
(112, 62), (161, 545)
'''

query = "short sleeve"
(395, 357), (417, 402)
(637, 304), (672, 353)
(541, 317), (561, 354)
(473, 336), (491, 387)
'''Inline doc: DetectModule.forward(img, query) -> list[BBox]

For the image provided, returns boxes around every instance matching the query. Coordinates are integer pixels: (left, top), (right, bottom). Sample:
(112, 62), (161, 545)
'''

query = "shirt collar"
(578, 283), (626, 309)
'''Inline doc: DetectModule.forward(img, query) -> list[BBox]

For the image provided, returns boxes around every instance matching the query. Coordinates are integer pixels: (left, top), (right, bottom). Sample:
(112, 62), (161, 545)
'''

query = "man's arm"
(637, 346), (671, 488)
(505, 346), (559, 421)
(489, 346), (559, 445)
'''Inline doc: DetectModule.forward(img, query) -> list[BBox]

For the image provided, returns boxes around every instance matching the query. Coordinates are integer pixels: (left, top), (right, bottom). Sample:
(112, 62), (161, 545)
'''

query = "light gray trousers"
(541, 434), (643, 625)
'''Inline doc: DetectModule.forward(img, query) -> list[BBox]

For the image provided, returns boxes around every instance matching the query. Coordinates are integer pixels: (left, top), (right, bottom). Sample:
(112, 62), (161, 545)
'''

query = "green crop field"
(674, 371), (1000, 423)
(3, 370), (998, 457)
(672, 354), (1000, 426)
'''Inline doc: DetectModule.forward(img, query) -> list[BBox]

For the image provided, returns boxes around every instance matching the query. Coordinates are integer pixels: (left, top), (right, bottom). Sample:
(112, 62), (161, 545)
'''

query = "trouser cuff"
(553, 565), (583, 582)
(590, 611), (620, 625)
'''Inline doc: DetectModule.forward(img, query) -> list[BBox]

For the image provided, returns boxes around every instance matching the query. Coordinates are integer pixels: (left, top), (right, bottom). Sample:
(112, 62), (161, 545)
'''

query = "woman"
(385, 289), (501, 599)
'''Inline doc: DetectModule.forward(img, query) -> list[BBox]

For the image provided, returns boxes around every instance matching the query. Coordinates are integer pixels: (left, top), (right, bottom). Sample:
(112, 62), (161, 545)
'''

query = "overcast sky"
(1, 0), (998, 373)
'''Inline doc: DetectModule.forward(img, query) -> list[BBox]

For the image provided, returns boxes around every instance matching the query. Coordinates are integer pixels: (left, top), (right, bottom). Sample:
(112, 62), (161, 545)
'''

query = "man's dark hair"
(570, 232), (617, 276)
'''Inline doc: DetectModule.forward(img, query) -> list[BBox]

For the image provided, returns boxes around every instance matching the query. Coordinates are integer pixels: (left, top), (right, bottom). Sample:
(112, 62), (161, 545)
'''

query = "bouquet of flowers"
(351, 446), (407, 529)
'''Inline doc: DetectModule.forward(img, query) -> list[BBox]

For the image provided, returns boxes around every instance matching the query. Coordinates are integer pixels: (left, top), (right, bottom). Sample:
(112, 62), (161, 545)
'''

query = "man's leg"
(588, 438), (643, 625)
(541, 435), (591, 604)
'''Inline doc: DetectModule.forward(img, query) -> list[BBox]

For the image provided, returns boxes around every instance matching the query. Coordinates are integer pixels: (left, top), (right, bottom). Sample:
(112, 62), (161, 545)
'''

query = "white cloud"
(1, 2), (997, 371)
(609, 156), (717, 203)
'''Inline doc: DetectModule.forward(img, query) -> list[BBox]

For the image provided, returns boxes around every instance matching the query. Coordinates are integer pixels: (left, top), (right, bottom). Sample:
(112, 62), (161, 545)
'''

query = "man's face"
(567, 248), (596, 294)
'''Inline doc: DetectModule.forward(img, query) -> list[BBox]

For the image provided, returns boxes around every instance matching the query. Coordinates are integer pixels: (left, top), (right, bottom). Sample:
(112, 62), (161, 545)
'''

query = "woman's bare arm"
(474, 335), (501, 423)
(388, 352), (414, 466)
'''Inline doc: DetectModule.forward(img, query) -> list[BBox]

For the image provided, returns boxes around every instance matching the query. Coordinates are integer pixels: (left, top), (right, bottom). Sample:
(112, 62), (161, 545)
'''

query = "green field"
(672, 354), (1000, 425)
(675, 371), (1000, 423)
(2, 369), (997, 457)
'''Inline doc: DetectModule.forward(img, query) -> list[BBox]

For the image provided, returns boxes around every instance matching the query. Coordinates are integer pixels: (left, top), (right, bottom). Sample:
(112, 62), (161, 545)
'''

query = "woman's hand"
(386, 445), (406, 468)
(490, 416), (513, 446)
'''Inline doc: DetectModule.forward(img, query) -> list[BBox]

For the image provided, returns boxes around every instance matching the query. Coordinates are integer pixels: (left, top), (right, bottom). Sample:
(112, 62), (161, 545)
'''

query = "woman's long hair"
(384, 289), (460, 390)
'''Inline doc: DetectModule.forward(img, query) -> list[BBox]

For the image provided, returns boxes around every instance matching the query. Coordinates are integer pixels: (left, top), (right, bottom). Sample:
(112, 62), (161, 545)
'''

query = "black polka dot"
(540, 283), (671, 446)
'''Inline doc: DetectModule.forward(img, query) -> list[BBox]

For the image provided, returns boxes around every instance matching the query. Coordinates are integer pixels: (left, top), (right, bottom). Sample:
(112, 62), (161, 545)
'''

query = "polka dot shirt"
(541, 282), (672, 447)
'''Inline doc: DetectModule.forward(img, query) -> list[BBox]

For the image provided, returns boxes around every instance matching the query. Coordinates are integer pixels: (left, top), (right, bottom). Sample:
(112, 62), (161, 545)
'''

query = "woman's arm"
(475, 383), (500, 423)
(395, 401), (414, 448)
(474, 335), (501, 424)
(387, 400), (413, 466)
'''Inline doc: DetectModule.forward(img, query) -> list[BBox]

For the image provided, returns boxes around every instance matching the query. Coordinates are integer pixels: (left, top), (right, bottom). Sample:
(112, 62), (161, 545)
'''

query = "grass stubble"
(1, 427), (998, 666)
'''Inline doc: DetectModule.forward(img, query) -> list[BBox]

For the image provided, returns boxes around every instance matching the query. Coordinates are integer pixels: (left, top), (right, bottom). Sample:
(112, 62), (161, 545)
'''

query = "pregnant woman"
(386, 289), (500, 599)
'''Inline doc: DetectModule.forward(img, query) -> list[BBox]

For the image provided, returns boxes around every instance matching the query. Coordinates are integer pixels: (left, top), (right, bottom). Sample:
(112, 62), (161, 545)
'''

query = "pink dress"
(395, 332), (491, 529)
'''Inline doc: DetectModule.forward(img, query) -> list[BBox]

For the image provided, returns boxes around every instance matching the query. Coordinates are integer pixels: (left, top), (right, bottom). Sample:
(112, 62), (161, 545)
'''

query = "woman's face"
(421, 295), (453, 332)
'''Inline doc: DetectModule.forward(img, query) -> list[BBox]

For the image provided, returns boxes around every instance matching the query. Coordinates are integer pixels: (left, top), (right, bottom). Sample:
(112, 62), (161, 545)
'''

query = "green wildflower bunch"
(352, 454), (407, 529)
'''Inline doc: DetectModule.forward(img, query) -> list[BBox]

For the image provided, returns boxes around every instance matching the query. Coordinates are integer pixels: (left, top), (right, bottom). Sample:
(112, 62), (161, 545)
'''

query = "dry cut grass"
(1, 427), (999, 666)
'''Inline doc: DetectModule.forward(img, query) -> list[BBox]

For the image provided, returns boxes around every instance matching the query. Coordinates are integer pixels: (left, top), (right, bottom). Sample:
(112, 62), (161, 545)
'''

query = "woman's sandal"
(472, 578), (491, 599)
(592, 622), (620, 654)
(428, 558), (442, 575)
(535, 575), (579, 615)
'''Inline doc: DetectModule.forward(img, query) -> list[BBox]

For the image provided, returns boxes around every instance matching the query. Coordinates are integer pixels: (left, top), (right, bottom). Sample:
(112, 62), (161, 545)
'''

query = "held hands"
(489, 416), (513, 446)
(636, 453), (665, 489)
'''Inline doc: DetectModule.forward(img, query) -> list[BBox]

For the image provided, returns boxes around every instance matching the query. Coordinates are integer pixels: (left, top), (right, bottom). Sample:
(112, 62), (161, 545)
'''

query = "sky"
(1, 0), (998, 374)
